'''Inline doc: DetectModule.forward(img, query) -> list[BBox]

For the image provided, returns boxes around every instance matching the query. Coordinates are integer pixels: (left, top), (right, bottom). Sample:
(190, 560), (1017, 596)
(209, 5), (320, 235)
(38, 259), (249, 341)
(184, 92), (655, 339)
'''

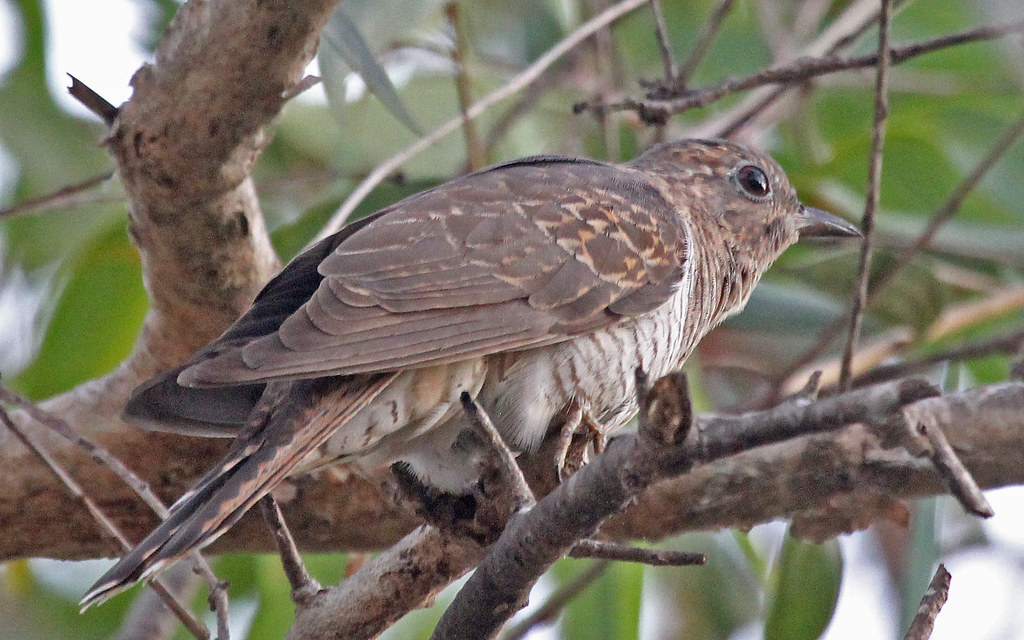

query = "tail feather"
(81, 373), (397, 609)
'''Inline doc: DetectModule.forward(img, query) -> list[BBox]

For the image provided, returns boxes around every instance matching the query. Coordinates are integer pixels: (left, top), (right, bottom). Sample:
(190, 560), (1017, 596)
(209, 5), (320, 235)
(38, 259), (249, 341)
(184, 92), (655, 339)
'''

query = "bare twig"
(0, 403), (211, 640)
(502, 561), (610, 640)
(67, 74), (119, 125)
(870, 106), (1024, 294)
(716, 0), (888, 137)
(0, 387), (230, 638)
(482, 60), (576, 153)
(901, 414), (994, 518)
(287, 526), (489, 640)
(674, 0), (735, 90)
(793, 0), (834, 42)
(852, 327), (1024, 388)
(568, 540), (706, 566)
(445, 3), (486, 171)
(588, 0), (623, 161)
(260, 495), (324, 604)
(579, 19), (1024, 123)
(901, 564), (951, 640)
(282, 75), (322, 101)
(0, 172), (115, 219)
(647, 0), (678, 83)
(319, 0), (650, 239)
(460, 392), (537, 510)
(112, 562), (202, 640)
(775, 108), (1024, 396)
(839, 0), (894, 391)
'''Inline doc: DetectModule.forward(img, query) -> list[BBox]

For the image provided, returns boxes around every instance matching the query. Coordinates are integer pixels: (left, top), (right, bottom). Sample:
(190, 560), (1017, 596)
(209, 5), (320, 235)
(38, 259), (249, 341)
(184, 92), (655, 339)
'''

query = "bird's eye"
(734, 165), (771, 200)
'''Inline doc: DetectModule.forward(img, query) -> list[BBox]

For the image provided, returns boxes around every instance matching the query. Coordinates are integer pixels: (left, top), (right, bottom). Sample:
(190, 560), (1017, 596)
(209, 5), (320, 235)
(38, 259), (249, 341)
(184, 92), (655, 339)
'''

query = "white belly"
(479, 286), (692, 451)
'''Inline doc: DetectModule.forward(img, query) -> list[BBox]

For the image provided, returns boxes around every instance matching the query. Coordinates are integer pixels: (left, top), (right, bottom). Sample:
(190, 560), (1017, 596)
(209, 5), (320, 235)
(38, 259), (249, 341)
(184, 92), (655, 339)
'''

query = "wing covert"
(183, 158), (690, 386)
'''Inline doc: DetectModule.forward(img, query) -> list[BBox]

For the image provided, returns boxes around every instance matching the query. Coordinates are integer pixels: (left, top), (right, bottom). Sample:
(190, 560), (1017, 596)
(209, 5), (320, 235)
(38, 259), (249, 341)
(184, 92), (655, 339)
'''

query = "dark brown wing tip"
(79, 578), (129, 612)
(80, 556), (162, 611)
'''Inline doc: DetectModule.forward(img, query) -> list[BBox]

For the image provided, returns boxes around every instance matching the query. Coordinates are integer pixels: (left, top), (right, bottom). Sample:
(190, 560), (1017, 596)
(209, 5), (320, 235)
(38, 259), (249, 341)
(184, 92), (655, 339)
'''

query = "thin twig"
(0, 387), (230, 638)
(580, 18), (1024, 122)
(716, 0), (887, 137)
(870, 106), (1024, 294)
(793, 0), (834, 42)
(259, 495), (323, 604)
(482, 60), (574, 153)
(674, 0), (735, 90)
(0, 172), (114, 219)
(754, 0), (792, 62)
(586, 0), (622, 161)
(282, 74), (321, 101)
(647, 0), (678, 83)
(901, 415), (994, 517)
(445, 3), (486, 171)
(460, 392), (536, 509)
(901, 564), (952, 640)
(850, 327), (1024, 388)
(0, 403), (210, 640)
(568, 539), (706, 566)
(112, 563), (202, 640)
(318, 0), (650, 240)
(502, 561), (610, 640)
(774, 108), (1024, 397)
(838, 0), (894, 391)
(67, 74), (119, 125)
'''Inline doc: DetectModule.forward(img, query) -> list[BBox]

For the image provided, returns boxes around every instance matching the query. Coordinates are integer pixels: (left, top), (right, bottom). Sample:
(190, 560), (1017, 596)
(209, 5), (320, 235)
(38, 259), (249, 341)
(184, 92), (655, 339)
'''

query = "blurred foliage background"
(1, 0), (1023, 638)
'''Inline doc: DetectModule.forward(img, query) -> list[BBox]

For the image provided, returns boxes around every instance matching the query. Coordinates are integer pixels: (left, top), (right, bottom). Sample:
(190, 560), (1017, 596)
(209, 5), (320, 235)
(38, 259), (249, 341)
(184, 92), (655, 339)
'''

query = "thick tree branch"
(274, 379), (1021, 640)
(430, 375), (934, 639)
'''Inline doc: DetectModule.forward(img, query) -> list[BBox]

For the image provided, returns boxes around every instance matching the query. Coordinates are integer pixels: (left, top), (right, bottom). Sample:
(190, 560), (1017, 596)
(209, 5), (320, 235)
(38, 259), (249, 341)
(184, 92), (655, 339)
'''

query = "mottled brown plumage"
(82, 138), (857, 607)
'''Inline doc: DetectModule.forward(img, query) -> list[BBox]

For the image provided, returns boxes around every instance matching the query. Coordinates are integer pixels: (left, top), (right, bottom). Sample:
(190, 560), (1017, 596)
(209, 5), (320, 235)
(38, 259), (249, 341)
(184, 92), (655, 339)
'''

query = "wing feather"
(182, 157), (690, 387)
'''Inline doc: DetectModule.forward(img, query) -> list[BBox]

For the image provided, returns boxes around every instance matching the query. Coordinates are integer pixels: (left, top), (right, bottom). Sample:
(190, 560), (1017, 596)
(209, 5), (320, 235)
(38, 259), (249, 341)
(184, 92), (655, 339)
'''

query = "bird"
(81, 138), (859, 607)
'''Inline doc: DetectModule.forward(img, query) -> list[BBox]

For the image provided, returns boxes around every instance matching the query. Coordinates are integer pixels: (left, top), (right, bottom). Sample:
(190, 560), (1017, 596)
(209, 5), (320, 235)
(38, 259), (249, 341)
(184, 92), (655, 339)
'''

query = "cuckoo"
(82, 138), (858, 606)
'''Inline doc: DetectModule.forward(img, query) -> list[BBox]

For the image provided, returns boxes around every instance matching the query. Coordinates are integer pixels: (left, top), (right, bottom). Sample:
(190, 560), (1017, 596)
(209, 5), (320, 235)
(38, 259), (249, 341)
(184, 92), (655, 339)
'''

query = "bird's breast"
(479, 284), (693, 451)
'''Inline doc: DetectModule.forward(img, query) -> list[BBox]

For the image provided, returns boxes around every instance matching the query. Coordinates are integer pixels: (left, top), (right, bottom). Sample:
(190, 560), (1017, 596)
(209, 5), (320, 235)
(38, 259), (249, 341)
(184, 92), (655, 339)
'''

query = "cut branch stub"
(638, 371), (693, 447)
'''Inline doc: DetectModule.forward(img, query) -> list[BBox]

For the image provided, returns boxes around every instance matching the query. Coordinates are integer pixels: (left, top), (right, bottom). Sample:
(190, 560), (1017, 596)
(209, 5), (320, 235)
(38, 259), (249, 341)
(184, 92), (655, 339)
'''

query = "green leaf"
(12, 222), (146, 399)
(320, 7), (422, 136)
(557, 559), (643, 640)
(648, 532), (760, 640)
(0, 0), (119, 269)
(899, 499), (939, 633)
(764, 535), (843, 640)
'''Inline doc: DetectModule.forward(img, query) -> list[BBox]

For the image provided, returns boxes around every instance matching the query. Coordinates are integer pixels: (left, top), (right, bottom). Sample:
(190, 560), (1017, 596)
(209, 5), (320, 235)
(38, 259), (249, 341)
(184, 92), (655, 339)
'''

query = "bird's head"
(629, 138), (860, 266)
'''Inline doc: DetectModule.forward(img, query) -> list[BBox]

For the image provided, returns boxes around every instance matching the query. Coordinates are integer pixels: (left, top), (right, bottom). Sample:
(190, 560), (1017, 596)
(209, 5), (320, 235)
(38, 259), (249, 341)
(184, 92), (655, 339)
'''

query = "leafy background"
(1, 0), (1023, 638)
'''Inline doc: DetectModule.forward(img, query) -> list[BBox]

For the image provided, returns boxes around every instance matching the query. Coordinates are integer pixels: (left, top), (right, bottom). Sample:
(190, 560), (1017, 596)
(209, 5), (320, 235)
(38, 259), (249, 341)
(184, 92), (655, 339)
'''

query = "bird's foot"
(553, 401), (607, 483)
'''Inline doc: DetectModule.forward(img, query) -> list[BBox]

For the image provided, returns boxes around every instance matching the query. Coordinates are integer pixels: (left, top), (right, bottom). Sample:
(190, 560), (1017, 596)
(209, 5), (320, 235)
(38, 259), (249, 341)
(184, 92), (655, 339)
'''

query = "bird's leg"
(552, 402), (582, 483)
(555, 401), (607, 482)
(258, 494), (323, 605)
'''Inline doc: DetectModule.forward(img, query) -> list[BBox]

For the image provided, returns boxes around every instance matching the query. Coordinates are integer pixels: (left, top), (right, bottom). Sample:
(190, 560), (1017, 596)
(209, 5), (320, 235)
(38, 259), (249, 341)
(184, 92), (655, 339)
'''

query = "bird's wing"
(183, 157), (689, 386)
(122, 211), (391, 435)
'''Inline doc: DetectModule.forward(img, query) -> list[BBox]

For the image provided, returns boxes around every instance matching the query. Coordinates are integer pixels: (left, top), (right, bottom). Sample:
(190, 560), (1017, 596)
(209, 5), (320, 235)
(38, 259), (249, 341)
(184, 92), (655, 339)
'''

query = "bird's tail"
(80, 373), (397, 609)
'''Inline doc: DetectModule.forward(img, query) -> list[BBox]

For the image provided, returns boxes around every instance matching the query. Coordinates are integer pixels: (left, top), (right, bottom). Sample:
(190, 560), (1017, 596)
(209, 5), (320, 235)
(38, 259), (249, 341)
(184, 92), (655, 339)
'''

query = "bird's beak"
(796, 205), (862, 238)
